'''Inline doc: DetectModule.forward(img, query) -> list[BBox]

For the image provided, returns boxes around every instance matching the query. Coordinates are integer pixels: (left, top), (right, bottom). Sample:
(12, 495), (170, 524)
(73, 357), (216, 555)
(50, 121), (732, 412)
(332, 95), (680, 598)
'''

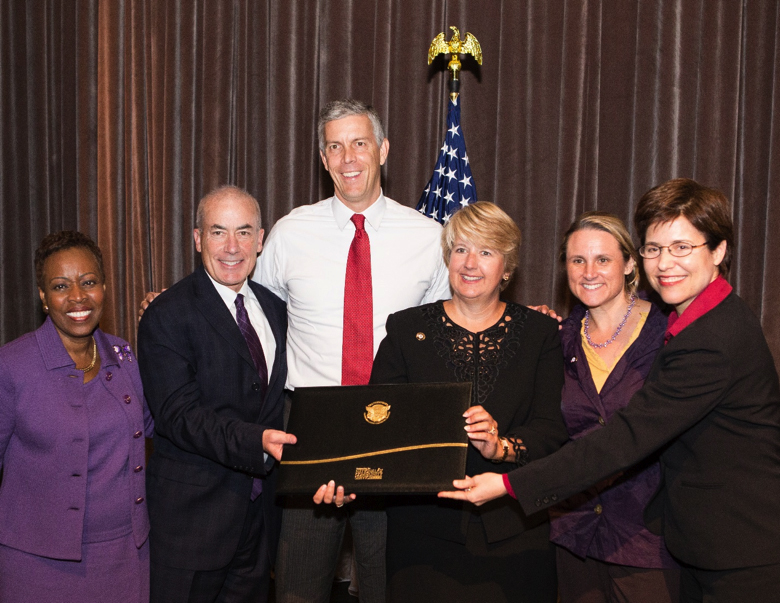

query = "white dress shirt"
(255, 193), (450, 389)
(206, 274), (276, 379)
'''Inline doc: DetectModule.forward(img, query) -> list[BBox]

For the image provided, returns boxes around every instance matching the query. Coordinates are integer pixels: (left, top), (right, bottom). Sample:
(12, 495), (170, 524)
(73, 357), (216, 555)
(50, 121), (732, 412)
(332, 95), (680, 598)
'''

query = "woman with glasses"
(441, 179), (780, 602)
(550, 212), (679, 603)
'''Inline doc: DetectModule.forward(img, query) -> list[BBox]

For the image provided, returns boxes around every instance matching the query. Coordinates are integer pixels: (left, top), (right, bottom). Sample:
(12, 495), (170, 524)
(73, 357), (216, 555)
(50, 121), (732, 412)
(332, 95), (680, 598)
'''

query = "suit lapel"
(193, 266), (257, 372)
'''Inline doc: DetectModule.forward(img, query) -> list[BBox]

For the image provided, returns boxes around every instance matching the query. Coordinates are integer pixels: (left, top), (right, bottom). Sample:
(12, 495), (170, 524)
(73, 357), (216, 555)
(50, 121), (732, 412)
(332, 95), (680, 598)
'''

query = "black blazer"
(510, 292), (780, 570)
(138, 266), (287, 571)
(371, 301), (568, 544)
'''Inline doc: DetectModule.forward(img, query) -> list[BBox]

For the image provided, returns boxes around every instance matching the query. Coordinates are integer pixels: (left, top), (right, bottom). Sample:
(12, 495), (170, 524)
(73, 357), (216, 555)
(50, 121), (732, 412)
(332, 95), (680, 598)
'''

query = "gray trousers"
(273, 500), (386, 603)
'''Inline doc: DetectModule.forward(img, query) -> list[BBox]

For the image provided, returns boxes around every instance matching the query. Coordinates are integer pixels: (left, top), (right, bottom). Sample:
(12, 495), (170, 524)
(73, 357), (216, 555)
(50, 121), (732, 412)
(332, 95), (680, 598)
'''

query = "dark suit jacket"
(510, 292), (780, 570)
(138, 266), (287, 571)
(371, 301), (568, 544)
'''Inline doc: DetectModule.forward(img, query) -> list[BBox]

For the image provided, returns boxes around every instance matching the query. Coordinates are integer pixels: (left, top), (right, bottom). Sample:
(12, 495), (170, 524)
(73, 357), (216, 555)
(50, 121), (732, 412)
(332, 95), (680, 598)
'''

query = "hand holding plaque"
(312, 480), (356, 507)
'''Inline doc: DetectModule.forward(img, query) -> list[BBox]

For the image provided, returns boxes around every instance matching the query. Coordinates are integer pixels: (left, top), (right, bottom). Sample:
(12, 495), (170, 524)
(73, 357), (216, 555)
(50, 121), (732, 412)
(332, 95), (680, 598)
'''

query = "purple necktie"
(235, 293), (268, 500)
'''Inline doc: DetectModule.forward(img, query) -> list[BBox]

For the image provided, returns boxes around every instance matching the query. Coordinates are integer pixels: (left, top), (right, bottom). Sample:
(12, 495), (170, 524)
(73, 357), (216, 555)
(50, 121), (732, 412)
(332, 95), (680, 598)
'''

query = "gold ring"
(336, 502), (344, 508)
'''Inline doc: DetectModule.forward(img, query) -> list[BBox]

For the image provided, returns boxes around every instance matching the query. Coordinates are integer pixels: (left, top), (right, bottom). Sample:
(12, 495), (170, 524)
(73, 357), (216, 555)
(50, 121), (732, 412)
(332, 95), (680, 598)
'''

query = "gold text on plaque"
(364, 401), (391, 424)
(355, 468), (383, 480)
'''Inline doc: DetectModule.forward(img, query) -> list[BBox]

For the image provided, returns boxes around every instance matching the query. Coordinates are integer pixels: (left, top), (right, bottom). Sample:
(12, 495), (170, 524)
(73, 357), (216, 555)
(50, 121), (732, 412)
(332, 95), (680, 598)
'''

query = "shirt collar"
(664, 275), (732, 344)
(331, 191), (387, 231)
(205, 272), (256, 310)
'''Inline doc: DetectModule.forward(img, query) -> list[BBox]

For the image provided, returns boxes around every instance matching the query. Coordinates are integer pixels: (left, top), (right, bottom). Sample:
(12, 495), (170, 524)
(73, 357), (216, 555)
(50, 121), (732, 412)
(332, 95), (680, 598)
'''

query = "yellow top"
(580, 311), (649, 393)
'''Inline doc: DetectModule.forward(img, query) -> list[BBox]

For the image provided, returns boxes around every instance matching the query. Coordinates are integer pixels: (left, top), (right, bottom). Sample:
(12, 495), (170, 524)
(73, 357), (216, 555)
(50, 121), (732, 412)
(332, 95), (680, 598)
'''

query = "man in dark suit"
(138, 185), (295, 603)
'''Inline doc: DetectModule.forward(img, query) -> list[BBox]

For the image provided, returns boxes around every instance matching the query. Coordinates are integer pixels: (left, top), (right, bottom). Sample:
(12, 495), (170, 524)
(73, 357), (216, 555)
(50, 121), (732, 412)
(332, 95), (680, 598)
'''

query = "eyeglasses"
(638, 242), (708, 259)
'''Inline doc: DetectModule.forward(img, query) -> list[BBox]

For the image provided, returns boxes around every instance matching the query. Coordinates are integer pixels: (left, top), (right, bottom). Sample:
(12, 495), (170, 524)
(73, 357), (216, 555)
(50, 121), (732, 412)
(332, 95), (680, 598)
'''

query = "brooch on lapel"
(113, 345), (135, 362)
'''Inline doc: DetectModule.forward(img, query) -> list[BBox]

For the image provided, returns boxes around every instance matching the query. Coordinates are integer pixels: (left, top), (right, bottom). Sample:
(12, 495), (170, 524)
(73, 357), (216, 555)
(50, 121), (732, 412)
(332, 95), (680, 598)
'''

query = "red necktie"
(342, 214), (373, 385)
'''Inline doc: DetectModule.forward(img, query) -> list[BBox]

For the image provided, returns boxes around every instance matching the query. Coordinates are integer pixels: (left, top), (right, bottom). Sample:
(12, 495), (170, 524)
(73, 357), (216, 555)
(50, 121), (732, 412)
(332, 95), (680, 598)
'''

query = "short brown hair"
(35, 231), (105, 289)
(441, 202), (522, 291)
(634, 178), (733, 277)
(559, 211), (640, 294)
(318, 99), (386, 152)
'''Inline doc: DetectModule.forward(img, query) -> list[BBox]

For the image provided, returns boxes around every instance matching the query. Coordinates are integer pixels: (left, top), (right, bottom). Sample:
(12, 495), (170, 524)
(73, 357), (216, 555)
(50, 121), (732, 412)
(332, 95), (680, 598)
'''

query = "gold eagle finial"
(428, 26), (483, 80)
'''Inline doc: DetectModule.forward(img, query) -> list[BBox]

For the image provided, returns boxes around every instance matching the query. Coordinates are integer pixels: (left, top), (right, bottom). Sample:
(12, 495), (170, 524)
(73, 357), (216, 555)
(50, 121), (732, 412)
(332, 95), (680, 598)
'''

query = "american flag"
(416, 96), (477, 224)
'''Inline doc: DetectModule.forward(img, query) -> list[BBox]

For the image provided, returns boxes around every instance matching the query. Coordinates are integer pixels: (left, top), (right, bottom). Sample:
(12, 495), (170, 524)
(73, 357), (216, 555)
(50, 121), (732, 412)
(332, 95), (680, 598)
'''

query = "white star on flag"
(416, 98), (478, 224)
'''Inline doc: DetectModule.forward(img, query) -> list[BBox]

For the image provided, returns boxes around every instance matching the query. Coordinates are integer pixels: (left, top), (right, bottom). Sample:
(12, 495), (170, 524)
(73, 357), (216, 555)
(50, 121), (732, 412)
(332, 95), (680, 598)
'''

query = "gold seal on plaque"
(364, 401), (391, 424)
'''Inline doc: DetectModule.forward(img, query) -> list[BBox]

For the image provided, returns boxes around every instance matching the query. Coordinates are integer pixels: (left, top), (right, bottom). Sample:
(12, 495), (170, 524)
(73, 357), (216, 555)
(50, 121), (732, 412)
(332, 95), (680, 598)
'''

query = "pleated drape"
(2, 0), (779, 367)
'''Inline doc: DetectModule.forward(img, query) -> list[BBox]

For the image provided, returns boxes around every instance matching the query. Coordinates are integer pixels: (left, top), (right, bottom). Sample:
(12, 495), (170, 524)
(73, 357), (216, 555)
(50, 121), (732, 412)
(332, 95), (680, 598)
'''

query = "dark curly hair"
(35, 231), (105, 289)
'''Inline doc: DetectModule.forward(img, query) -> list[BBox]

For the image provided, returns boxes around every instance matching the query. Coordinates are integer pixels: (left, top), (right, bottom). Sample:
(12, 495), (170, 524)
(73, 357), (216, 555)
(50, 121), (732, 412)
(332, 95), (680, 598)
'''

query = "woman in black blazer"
(370, 202), (568, 602)
(441, 179), (780, 602)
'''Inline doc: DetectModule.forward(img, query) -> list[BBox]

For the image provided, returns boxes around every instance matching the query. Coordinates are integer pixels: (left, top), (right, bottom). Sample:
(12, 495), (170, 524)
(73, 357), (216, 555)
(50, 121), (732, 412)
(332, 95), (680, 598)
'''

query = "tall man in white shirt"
(255, 99), (450, 603)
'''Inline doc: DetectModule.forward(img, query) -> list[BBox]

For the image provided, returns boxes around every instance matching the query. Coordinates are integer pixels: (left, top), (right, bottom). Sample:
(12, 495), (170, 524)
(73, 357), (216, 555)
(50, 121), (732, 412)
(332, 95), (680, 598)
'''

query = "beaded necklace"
(584, 294), (636, 349)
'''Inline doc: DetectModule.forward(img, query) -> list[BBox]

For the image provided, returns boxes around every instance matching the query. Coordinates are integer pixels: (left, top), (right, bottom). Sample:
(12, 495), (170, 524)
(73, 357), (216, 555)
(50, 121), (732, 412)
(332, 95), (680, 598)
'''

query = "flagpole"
(417, 27), (482, 224)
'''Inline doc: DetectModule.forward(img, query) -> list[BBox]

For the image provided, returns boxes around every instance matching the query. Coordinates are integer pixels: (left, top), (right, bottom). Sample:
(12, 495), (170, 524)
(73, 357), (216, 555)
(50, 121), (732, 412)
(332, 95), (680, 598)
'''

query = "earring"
(43, 304), (49, 312)
(502, 275), (509, 281)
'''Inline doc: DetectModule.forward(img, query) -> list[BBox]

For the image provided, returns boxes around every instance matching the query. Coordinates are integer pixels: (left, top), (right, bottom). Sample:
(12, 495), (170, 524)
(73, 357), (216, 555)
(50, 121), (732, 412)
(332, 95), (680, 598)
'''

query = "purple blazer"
(0, 318), (153, 560)
(549, 303), (677, 568)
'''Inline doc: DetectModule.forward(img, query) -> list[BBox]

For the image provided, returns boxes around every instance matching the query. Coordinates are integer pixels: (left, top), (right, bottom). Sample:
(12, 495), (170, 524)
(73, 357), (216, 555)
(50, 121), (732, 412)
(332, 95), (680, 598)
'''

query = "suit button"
(106, 372), (113, 381)
(124, 395), (132, 404)
(598, 416), (605, 426)
(542, 497), (549, 504)
(133, 430), (143, 439)
(551, 494), (558, 501)
(135, 497), (145, 504)
(535, 499), (542, 507)
(134, 465), (143, 473)
(252, 383), (260, 391)
(594, 504), (603, 515)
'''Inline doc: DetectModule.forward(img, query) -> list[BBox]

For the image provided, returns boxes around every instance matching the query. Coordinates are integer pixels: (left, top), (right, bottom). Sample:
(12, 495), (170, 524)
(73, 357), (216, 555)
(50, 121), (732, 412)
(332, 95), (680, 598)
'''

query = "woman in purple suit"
(0, 231), (153, 603)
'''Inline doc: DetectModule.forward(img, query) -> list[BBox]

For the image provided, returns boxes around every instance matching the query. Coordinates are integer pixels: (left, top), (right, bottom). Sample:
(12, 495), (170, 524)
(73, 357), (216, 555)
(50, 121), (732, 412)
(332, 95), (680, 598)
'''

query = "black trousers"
(680, 561), (780, 603)
(150, 494), (271, 603)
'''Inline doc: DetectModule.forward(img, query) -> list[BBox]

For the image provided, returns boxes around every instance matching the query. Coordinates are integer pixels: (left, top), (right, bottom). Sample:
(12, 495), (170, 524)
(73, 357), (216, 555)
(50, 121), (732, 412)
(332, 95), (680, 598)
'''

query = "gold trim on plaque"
(280, 442), (468, 465)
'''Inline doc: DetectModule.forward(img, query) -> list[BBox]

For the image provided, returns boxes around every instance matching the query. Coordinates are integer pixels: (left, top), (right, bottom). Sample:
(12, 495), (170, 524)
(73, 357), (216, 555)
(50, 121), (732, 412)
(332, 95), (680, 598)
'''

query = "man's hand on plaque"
(262, 429), (297, 462)
(313, 480), (357, 508)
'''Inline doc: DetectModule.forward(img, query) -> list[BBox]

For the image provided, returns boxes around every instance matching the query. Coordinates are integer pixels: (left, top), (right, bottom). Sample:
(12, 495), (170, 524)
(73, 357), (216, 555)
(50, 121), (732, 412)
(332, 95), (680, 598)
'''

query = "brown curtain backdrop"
(2, 0), (779, 367)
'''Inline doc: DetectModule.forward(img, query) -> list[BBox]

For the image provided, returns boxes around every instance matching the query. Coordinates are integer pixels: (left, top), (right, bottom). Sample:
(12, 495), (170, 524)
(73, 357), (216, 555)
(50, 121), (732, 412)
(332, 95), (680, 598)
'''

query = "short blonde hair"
(442, 202), (522, 291)
(559, 211), (639, 294)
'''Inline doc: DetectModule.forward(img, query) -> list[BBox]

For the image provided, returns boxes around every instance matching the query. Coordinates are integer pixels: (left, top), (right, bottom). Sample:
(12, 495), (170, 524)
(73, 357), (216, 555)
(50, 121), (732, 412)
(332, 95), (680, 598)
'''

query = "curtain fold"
(2, 0), (780, 368)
